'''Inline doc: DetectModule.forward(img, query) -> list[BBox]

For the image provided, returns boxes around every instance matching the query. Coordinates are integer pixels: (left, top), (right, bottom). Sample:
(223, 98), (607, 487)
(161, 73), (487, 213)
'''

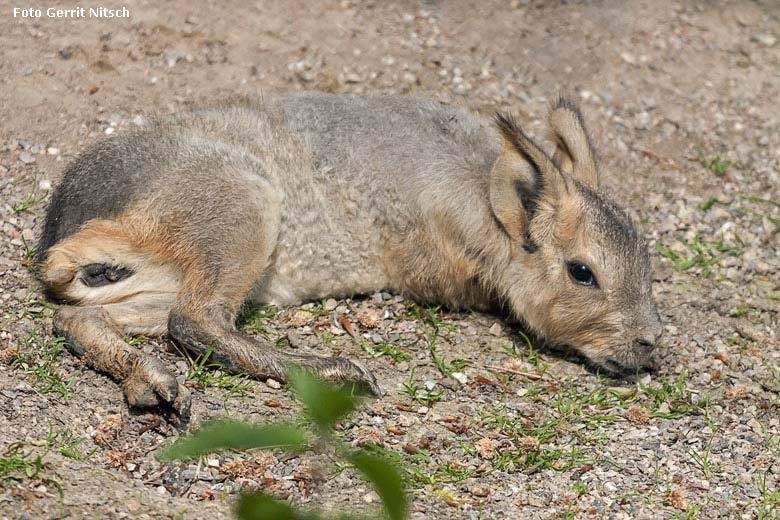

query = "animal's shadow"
(502, 317), (656, 384)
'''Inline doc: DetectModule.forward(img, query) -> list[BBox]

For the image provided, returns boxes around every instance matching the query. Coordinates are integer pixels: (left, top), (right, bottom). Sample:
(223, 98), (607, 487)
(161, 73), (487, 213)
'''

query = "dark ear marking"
(552, 95), (584, 120)
(494, 113), (541, 178)
(522, 232), (539, 254)
(489, 111), (571, 245)
(514, 178), (540, 221)
(494, 111), (570, 196)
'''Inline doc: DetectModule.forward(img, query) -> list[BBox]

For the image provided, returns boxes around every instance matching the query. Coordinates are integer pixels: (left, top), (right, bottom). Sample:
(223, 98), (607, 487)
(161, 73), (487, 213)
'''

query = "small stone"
(163, 48), (182, 67)
(46, 147), (59, 155)
(266, 378), (282, 389)
(488, 323), (503, 336)
(620, 51), (637, 65)
(752, 33), (777, 47)
(343, 73), (362, 84)
(324, 298), (338, 311)
(470, 486), (490, 497)
(451, 372), (467, 385)
(105, 127), (115, 135)
(207, 458), (219, 468)
(18, 151), (35, 164)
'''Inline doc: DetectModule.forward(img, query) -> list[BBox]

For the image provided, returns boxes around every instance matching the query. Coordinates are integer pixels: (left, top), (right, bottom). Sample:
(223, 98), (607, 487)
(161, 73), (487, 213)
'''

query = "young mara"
(37, 92), (662, 417)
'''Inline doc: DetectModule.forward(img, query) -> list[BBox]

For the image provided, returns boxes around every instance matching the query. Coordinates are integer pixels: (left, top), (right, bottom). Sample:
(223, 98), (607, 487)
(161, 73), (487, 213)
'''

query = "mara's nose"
(634, 318), (663, 352)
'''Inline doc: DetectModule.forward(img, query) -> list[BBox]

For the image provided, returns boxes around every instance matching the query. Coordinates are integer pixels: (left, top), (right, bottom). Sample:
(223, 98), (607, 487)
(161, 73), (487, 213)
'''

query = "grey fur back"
(38, 93), (501, 267)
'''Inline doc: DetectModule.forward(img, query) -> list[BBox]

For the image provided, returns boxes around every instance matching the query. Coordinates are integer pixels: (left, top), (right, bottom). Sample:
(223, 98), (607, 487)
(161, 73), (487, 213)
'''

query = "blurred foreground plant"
(161, 371), (407, 520)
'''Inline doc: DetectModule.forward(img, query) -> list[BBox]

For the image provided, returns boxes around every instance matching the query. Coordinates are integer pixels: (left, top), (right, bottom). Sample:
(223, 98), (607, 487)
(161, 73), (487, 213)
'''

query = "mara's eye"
(567, 262), (597, 287)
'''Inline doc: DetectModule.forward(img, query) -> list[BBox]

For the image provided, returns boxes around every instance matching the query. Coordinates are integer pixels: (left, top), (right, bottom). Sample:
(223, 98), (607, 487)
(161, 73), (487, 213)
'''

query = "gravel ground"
(1, 1), (779, 519)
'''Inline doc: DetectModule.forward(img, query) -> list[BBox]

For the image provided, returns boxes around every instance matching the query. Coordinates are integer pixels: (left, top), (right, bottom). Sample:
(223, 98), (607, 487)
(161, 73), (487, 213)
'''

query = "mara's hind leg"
(167, 242), (381, 395)
(43, 223), (190, 417)
(146, 168), (381, 394)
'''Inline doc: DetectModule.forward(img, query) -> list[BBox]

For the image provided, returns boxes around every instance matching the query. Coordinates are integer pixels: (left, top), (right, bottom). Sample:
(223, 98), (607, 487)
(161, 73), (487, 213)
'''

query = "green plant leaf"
(160, 420), (307, 460)
(236, 492), (313, 520)
(348, 452), (407, 520)
(237, 492), (365, 520)
(289, 370), (358, 430)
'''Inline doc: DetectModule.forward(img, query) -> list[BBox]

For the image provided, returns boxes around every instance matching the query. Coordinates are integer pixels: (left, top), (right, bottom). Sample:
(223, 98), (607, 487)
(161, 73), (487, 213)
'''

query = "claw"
(122, 355), (191, 424)
(350, 359), (384, 397)
(288, 355), (383, 397)
(136, 356), (179, 402)
(124, 373), (161, 407)
(171, 384), (192, 423)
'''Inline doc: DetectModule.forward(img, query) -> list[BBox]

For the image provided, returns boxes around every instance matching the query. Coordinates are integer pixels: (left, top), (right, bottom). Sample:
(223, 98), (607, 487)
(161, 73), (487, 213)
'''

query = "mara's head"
(489, 97), (662, 375)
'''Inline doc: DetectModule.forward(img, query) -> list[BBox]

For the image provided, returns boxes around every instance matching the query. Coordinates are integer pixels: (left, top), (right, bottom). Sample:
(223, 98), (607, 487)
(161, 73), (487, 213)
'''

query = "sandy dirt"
(0, 1), (778, 519)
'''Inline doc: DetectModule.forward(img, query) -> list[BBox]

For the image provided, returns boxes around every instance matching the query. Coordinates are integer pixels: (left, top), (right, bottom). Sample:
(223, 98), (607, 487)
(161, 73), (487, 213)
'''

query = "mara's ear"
(490, 113), (568, 242)
(548, 96), (599, 189)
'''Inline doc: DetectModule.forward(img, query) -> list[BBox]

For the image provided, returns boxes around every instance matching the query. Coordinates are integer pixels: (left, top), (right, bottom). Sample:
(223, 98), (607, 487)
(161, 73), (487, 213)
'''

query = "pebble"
(266, 378), (282, 389)
(752, 33), (777, 47)
(470, 486), (490, 497)
(451, 372), (468, 385)
(18, 151), (35, 164)
(620, 51), (637, 65)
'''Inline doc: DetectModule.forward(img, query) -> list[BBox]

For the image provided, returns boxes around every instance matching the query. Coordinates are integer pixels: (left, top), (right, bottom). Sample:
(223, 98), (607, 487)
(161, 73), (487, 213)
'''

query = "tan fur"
(38, 93), (661, 416)
(548, 98), (599, 188)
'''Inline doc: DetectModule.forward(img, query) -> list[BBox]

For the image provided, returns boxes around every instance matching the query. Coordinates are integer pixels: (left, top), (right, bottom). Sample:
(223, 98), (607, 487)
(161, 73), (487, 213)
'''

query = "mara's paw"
(291, 354), (383, 397)
(124, 355), (192, 422)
